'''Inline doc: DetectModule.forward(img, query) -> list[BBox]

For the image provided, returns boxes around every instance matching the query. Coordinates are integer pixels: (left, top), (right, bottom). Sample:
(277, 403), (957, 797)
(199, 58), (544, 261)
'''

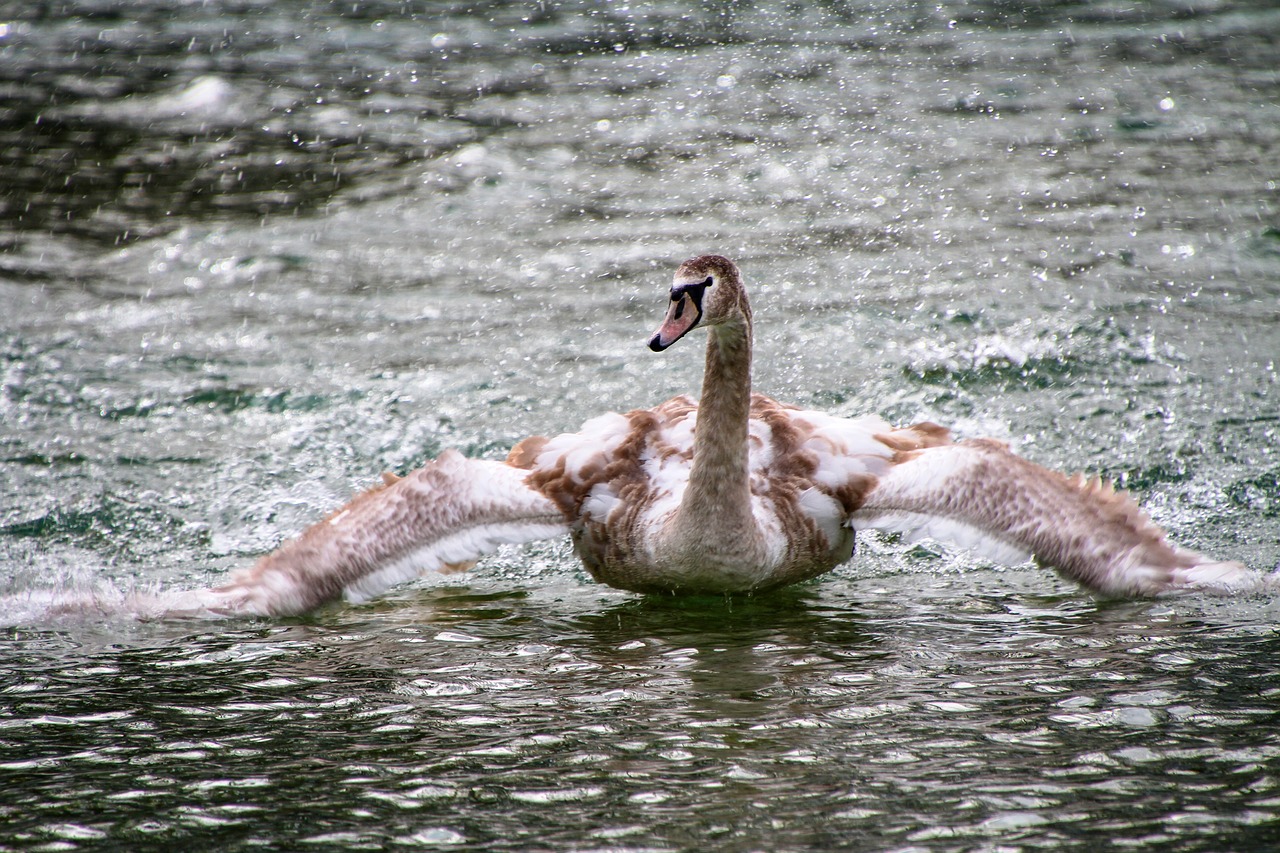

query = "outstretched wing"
(204, 450), (568, 616)
(851, 438), (1253, 596)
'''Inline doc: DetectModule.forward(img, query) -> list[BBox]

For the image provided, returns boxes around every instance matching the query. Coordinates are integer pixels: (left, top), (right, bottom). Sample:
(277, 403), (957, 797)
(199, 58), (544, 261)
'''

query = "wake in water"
(3, 549), (1275, 627)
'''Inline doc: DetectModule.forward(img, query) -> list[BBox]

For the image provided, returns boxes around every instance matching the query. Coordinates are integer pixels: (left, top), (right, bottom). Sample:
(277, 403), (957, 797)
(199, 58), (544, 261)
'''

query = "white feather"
(342, 519), (568, 603)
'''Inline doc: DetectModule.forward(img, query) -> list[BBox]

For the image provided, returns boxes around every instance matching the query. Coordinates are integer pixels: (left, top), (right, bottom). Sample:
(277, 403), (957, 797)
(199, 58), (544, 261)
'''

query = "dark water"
(3, 1), (1280, 849)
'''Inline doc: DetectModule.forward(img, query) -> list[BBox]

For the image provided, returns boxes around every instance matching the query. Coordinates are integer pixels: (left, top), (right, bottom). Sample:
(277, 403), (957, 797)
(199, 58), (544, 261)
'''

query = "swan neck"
(683, 313), (754, 528)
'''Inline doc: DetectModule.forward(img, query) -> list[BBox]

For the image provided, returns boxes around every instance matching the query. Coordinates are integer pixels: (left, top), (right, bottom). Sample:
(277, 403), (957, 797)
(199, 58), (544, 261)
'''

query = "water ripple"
(3, 0), (1280, 849)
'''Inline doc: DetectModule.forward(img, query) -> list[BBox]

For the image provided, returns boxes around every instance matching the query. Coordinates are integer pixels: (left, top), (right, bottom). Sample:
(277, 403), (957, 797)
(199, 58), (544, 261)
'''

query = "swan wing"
(204, 450), (568, 616)
(851, 439), (1254, 596)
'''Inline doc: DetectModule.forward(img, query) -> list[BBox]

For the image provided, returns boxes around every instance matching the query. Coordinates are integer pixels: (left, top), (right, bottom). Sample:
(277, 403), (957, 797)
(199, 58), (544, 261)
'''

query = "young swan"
(190, 254), (1255, 616)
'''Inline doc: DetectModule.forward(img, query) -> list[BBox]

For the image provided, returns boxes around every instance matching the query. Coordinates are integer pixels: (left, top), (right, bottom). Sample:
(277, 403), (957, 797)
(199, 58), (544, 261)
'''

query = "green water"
(2, 1), (1279, 849)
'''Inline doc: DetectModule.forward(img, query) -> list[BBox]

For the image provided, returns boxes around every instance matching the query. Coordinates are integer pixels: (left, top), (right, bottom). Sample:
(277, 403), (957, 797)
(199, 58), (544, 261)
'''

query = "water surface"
(2, 1), (1279, 849)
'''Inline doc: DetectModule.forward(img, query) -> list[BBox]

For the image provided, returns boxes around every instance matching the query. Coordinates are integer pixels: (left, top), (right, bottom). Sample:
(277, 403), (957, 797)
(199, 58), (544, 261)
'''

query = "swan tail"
(208, 450), (569, 616)
(851, 439), (1256, 597)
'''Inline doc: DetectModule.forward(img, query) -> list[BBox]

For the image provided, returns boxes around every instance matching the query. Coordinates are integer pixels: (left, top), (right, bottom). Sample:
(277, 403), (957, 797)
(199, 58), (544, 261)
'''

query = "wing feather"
(209, 450), (568, 616)
(852, 439), (1256, 596)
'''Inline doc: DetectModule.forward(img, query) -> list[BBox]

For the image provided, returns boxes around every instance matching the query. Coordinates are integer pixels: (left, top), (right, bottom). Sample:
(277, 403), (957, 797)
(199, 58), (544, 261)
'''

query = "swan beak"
(649, 291), (702, 352)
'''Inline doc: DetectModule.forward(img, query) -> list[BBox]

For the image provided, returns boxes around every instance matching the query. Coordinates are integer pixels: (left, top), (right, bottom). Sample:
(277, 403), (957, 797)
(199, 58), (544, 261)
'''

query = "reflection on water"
(2, 0), (1280, 849)
(5, 581), (1280, 849)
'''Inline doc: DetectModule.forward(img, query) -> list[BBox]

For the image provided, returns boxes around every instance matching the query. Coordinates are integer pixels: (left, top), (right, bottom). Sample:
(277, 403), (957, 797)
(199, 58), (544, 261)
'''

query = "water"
(3, 0), (1280, 848)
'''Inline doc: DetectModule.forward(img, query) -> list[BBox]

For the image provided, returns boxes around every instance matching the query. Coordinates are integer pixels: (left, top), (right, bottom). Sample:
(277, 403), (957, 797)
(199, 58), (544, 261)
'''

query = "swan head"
(648, 255), (745, 352)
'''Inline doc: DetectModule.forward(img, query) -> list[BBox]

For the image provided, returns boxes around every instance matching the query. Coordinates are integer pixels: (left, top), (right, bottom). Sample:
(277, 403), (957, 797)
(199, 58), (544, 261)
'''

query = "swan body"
(193, 255), (1255, 617)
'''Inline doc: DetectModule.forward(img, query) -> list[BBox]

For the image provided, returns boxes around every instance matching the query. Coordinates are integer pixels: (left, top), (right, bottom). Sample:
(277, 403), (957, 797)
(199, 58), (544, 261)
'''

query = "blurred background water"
(2, 0), (1280, 849)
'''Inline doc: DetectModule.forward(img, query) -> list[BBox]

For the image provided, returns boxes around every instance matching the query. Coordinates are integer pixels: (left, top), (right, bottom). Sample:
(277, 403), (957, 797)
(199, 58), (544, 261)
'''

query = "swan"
(192, 254), (1254, 617)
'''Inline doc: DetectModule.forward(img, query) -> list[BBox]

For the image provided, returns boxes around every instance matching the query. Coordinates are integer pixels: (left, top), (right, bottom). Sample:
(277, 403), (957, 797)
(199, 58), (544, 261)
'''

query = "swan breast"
(517, 394), (940, 592)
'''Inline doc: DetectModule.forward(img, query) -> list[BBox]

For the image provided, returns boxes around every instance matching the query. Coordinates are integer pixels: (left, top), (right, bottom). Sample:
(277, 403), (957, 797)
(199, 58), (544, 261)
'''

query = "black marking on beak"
(649, 276), (713, 352)
(671, 293), (686, 320)
(674, 276), (711, 313)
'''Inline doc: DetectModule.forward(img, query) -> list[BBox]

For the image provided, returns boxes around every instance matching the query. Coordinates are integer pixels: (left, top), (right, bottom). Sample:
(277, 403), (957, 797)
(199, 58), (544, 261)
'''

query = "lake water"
(2, 0), (1280, 849)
